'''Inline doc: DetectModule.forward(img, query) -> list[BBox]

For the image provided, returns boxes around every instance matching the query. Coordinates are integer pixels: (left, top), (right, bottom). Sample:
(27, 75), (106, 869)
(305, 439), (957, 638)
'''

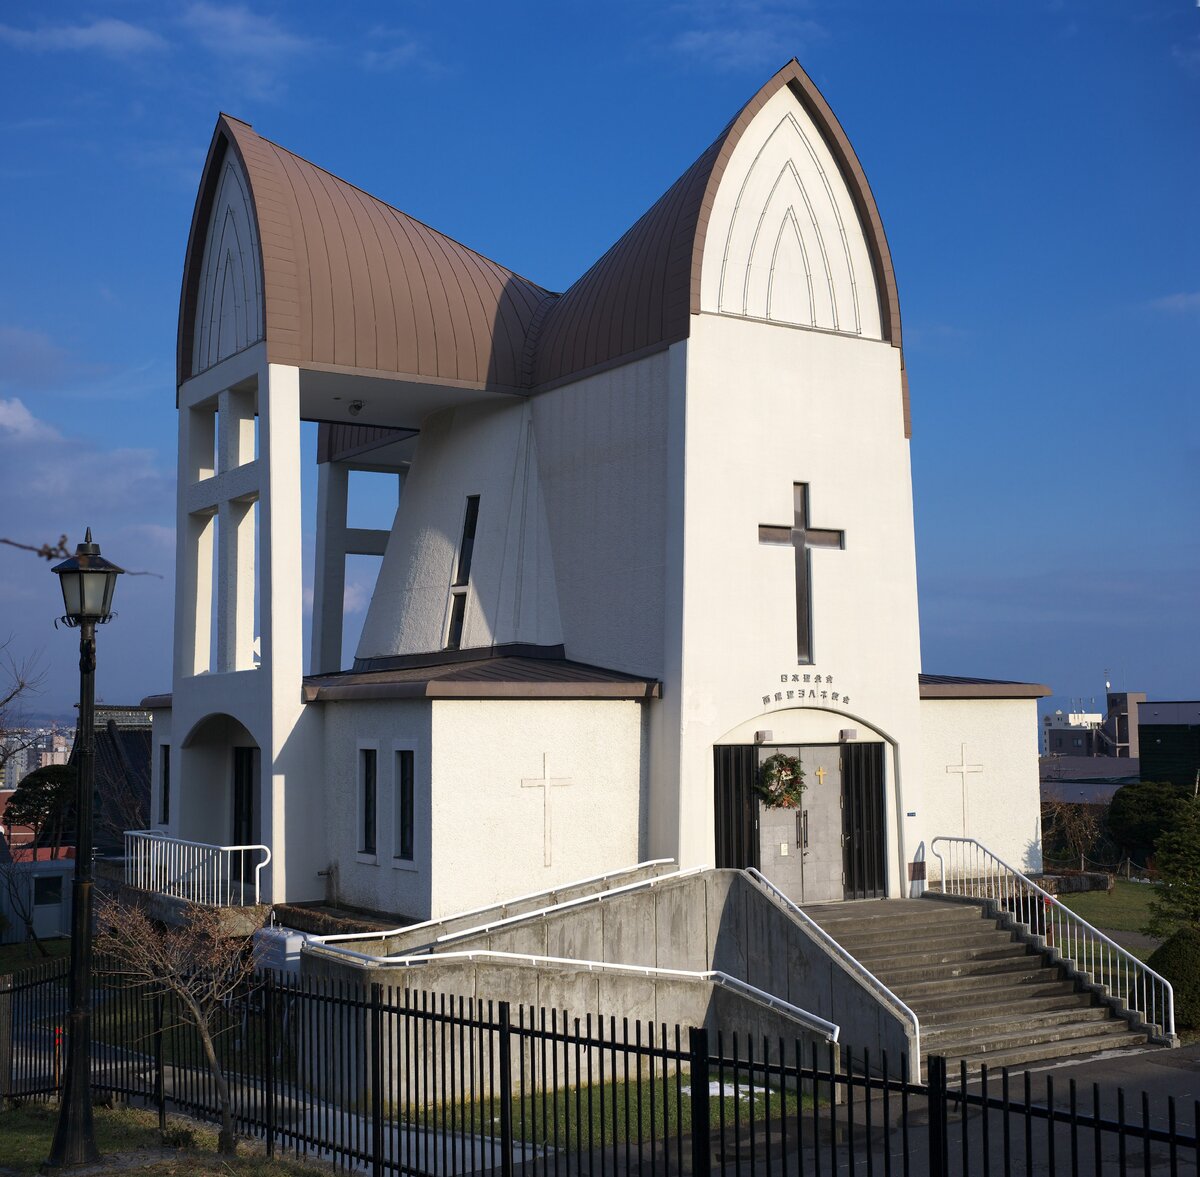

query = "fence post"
(498, 1001), (514, 1177)
(927, 1053), (949, 1177)
(153, 991), (165, 1133)
(264, 974), (275, 1159)
(370, 982), (384, 1177)
(0, 974), (12, 1102)
(689, 1026), (712, 1177)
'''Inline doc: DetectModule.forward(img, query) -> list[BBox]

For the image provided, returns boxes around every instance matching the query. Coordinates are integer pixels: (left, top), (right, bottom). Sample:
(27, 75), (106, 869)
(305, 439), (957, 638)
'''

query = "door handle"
(798, 810), (809, 850)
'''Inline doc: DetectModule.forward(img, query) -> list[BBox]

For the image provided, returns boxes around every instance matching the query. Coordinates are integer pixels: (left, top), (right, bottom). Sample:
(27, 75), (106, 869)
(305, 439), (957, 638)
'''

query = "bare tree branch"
(0, 535), (164, 578)
(96, 893), (269, 1154)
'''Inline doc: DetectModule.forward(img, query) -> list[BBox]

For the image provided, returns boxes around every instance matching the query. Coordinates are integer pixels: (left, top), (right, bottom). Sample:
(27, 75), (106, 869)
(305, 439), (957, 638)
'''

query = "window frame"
(357, 744), (379, 862)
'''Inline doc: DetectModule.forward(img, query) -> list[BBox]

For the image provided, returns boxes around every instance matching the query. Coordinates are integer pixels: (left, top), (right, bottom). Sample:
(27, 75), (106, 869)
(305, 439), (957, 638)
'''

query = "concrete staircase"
(805, 897), (1153, 1072)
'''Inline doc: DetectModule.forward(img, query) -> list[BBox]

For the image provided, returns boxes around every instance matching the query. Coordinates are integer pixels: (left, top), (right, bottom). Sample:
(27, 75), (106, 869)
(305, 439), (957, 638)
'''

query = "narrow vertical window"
(445, 495), (480, 650)
(360, 749), (377, 855)
(160, 745), (171, 825)
(394, 750), (414, 861)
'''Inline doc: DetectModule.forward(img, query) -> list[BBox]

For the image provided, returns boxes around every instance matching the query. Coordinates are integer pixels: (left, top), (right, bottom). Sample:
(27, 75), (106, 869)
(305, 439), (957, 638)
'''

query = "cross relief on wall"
(521, 754), (574, 868)
(946, 744), (983, 836)
(758, 482), (845, 664)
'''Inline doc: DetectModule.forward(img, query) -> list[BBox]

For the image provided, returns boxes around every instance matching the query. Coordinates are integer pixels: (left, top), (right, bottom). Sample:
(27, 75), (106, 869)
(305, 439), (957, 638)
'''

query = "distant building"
(1138, 701), (1200, 790)
(1042, 710), (1103, 756)
(67, 705), (151, 856)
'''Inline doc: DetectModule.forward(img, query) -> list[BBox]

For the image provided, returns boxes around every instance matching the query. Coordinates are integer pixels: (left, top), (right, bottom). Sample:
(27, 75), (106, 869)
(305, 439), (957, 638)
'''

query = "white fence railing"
(124, 830), (272, 907)
(931, 836), (1174, 1040)
(745, 868), (922, 1079)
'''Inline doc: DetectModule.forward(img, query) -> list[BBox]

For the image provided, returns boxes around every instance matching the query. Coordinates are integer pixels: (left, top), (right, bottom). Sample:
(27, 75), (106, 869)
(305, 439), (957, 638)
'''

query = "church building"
(143, 59), (1049, 921)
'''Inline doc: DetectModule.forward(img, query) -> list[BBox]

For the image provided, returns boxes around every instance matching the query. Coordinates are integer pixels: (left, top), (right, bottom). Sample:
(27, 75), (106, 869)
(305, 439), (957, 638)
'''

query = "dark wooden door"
(841, 742), (886, 899)
(713, 745), (760, 870)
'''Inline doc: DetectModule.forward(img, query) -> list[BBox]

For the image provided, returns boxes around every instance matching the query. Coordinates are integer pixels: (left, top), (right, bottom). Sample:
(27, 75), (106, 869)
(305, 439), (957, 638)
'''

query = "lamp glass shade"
(52, 533), (124, 622)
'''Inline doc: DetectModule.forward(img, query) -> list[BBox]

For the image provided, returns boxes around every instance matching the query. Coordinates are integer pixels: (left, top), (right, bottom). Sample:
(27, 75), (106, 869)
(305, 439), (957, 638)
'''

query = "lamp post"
(47, 529), (123, 1169)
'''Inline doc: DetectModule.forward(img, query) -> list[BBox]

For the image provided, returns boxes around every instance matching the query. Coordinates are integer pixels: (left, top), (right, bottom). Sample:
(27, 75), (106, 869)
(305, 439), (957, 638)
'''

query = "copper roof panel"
(180, 62), (908, 433)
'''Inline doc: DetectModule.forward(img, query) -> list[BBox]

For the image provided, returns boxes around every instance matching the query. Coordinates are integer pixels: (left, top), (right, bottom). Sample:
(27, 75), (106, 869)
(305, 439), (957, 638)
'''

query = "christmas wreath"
(756, 752), (806, 809)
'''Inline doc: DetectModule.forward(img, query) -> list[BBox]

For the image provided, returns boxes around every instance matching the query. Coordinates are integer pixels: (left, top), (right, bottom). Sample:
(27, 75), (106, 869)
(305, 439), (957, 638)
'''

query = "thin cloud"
(0, 400), (172, 518)
(0, 18), (167, 56)
(0, 326), (77, 391)
(0, 398), (61, 443)
(665, 2), (824, 72)
(1149, 292), (1200, 315)
(363, 28), (432, 73)
(180, 3), (313, 60)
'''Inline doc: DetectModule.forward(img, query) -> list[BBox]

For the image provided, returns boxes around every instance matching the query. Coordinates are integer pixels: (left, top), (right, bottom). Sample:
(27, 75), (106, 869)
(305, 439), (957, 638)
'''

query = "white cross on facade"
(946, 743), (983, 835)
(521, 754), (574, 867)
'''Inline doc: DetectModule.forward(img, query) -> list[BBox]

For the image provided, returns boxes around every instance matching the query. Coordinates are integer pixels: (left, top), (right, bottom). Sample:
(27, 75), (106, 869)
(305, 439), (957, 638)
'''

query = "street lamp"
(47, 529), (123, 1169)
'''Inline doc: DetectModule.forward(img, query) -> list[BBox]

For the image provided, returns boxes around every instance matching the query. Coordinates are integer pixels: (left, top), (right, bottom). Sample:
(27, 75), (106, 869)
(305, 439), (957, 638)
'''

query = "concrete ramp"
(304, 866), (921, 1077)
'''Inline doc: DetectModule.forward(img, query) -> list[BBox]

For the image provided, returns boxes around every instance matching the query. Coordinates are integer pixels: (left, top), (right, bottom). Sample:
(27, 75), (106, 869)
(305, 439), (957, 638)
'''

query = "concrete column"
(311, 460), (349, 675)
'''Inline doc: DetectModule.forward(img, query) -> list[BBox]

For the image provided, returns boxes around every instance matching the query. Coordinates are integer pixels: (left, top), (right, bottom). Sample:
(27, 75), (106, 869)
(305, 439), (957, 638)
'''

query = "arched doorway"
(178, 713), (261, 862)
(713, 709), (892, 904)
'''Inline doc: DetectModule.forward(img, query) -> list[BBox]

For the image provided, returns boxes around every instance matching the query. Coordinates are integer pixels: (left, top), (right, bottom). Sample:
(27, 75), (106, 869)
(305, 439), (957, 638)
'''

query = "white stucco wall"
(531, 351), (672, 677)
(668, 311), (923, 895)
(918, 697), (1044, 878)
(428, 699), (645, 918)
(317, 698), (433, 919)
(356, 400), (562, 660)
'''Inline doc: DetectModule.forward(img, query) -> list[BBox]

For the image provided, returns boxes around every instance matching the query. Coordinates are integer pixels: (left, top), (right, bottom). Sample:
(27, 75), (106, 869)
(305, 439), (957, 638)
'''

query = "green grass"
(1057, 880), (1162, 935)
(442, 1071), (809, 1149)
(0, 938), (70, 975)
(0, 1101), (331, 1175)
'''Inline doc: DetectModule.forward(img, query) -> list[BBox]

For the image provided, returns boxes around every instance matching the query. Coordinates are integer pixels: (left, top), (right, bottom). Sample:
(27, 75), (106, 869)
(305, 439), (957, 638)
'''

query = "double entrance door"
(714, 742), (887, 903)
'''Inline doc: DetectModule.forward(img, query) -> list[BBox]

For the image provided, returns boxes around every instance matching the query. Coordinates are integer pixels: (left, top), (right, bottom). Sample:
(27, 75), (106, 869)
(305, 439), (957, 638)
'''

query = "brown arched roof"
(179, 61), (907, 433)
(533, 58), (908, 431)
(178, 115), (554, 391)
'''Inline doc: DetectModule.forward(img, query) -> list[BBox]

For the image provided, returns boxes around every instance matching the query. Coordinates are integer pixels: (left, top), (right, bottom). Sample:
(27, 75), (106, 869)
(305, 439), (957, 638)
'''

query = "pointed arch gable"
(691, 60), (909, 435)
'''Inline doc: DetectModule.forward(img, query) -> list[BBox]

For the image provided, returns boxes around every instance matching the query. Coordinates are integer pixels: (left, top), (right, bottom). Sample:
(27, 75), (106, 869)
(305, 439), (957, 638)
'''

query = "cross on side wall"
(946, 743), (983, 836)
(758, 482), (845, 664)
(521, 754), (574, 867)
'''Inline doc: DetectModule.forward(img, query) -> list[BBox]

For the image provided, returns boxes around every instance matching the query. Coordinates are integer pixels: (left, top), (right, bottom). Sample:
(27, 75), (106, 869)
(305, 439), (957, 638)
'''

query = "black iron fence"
(2, 959), (1197, 1175)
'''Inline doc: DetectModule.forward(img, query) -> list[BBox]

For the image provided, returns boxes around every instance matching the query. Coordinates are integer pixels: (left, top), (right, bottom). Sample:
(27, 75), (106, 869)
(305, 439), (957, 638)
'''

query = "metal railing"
(931, 836), (1175, 1040)
(306, 942), (841, 1042)
(124, 829), (272, 907)
(745, 867), (922, 1076)
(319, 858), (677, 945)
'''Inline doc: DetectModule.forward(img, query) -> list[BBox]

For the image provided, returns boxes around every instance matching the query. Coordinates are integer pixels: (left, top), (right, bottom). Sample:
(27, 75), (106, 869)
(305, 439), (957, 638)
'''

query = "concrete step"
(808, 900), (988, 935)
(850, 941), (1029, 972)
(833, 924), (1016, 956)
(870, 952), (1051, 987)
(935, 1029), (1153, 1073)
(917, 992), (1096, 1027)
(922, 1006), (1113, 1052)
(900, 971), (1074, 1006)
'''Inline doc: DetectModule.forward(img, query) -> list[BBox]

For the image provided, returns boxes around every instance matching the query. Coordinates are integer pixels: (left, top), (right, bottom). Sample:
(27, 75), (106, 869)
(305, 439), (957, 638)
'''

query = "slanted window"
(359, 749), (377, 856)
(394, 750), (414, 861)
(160, 745), (171, 825)
(445, 496), (480, 650)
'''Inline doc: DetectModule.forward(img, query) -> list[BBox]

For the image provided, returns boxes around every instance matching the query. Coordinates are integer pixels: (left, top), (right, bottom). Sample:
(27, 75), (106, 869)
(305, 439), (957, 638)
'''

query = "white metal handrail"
(124, 830), (272, 907)
(931, 836), (1175, 1038)
(320, 859), (677, 945)
(304, 944), (840, 1042)
(745, 868), (921, 1068)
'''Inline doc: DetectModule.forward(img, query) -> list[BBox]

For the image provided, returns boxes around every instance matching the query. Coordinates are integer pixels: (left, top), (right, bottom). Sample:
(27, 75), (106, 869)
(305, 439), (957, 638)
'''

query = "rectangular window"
(34, 876), (63, 906)
(360, 749), (377, 856)
(452, 496), (480, 586)
(160, 745), (171, 825)
(394, 750), (414, 861)
(445, 496), (480, 649)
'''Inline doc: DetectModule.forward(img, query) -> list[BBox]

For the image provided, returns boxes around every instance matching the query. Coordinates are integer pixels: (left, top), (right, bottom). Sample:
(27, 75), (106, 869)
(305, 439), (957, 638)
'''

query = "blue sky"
(0, 1), (1196, 720)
